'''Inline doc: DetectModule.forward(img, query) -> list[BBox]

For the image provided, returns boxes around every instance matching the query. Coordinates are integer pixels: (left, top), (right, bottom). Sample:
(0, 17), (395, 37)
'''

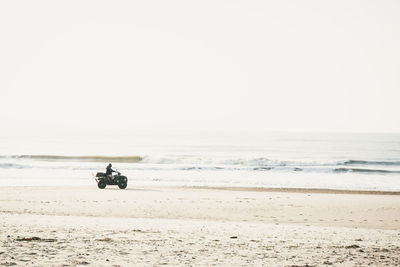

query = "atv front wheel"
(97, 180), (106, 189)
(118, 180), (127, 189)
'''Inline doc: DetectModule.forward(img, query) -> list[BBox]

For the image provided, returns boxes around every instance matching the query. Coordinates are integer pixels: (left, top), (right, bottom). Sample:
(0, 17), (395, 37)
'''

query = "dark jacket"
(106, 165), (115, 176)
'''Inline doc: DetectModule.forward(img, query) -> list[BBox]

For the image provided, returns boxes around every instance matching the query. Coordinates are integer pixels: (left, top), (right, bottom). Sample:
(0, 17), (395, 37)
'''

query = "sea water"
(0, 129), (399, 191)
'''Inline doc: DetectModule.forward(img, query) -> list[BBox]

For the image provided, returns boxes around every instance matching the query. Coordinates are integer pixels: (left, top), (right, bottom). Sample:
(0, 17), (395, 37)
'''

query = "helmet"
(108, 163), (112, 167)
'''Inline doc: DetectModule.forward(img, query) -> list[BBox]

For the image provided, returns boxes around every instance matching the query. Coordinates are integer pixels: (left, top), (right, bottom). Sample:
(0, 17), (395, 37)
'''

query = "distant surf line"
(2, 155), (143, 163)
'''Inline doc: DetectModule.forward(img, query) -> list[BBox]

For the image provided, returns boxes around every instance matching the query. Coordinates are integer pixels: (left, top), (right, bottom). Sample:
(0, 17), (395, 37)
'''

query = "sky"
(1, 1), (399, 133)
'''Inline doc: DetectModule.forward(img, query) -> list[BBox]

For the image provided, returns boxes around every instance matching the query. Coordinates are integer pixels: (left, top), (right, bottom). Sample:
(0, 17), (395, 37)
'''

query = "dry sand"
(0, 186), (399, 266)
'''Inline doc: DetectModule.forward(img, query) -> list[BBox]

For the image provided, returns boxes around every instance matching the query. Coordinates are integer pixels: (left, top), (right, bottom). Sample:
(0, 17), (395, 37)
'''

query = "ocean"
(1, 129), (399, 191)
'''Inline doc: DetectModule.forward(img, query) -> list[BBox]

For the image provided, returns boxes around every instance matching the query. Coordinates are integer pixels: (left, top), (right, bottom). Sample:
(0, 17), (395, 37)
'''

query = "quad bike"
(94, 170), (128, 189)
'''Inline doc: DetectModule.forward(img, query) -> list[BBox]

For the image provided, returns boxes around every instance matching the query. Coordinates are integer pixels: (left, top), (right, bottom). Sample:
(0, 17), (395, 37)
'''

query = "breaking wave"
(0, 163), (28, 169)
(334, 168), (400, 174)
(140, 156), (332, 167)
(343, 160), (400, 166)
(1, 155), (143, 163)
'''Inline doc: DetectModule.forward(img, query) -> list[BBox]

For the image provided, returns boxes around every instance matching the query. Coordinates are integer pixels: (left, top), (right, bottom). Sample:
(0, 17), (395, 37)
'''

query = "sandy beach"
(0, 186), (399, 266)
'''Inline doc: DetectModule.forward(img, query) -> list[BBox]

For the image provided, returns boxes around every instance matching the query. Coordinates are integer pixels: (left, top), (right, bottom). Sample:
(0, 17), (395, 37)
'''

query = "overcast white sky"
(1, 1), (399, 132)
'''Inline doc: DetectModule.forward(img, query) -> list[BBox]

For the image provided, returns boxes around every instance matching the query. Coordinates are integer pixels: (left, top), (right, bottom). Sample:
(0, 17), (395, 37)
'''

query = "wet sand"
(1, 186), (399, 266)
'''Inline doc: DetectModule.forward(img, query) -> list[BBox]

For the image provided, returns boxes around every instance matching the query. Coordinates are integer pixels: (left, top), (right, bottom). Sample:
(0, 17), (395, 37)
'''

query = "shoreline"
(183, 186), (400, 195)
(2, 184), (400, 195)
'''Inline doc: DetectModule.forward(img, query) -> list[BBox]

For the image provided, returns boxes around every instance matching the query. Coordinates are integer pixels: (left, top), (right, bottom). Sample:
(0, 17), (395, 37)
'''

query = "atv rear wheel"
(97, 180), (106, 189)
(118, 180), (127, 189)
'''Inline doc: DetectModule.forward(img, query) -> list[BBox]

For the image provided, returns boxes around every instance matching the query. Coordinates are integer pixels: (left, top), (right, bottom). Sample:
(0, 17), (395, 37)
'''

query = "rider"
(106, 163), (116, 182)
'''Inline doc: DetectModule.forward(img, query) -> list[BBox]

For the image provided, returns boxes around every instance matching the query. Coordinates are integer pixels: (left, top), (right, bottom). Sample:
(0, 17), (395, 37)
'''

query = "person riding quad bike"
(94, 163), (128, 189)
(106, 163), (116, 182)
